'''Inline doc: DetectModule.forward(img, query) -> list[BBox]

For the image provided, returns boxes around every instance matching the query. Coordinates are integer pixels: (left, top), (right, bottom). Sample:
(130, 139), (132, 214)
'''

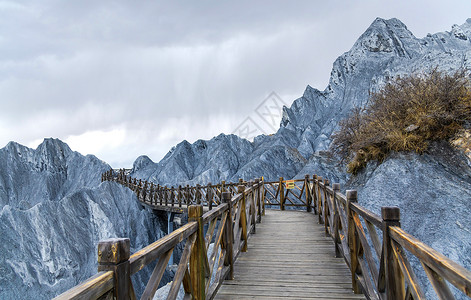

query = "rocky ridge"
(0, 139), (165, 299)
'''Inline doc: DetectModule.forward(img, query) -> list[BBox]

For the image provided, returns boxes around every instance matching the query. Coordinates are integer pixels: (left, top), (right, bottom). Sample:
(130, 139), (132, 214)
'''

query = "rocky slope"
(132, 18), (471, 187)
(346, 141), (471, 299)
(0, 139), (165, 299)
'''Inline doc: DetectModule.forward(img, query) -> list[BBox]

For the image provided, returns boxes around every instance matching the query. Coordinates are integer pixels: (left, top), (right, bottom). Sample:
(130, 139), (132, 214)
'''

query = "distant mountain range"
(0, 17), (470, 299)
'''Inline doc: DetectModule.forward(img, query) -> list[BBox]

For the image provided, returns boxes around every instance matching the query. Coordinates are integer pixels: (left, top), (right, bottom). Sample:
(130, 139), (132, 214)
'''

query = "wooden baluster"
(149, 183), (154, 204)
(238, 185), (248, 252)
(164, 187), (168, 206)
(317, 176), (323, 224)
(261, 177), (265, 216)
(97, 238), (134, 300)
(347, 190), (361, 293)
(186, 185), (190, 206)
(222, 192), (234, 279)
(188, 205), (205, 300)
(305, 174), (311, 212)
(249, 181), (256, 233)
(170, 187), (175, 207)
(207, 183), (213, 210)
(254, 178), (261, 223)
(196, 184), (201, 205)
(332, 183), (341, 258)
(312, 175), (317, 214)
(382, 206), (405, 300)
(279, 177), (285, 211)
(178, 185), (182, 208)
(323, 179), (330, 234)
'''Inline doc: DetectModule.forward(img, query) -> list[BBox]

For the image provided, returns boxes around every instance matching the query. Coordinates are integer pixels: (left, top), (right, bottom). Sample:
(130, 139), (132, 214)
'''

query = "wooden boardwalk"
(215, 210), (365, 299)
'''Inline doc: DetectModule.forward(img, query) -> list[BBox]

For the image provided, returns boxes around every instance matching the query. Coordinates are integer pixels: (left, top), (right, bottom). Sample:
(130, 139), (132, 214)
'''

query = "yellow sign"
(286, 180), (295, 189)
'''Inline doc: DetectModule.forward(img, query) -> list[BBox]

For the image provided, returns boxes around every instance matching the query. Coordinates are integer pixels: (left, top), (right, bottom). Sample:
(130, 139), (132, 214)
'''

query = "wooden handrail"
(53, 271), (114, 300)
(60, 170), (471, 299)
(56, 176), (264, 300)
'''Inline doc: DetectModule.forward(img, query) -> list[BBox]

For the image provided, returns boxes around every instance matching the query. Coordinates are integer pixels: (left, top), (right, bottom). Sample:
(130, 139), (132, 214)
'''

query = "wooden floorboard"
(214, 210), (366, 299)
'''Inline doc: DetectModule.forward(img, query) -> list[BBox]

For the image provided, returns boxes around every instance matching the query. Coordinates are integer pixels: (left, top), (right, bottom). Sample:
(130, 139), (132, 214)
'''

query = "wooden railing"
(101, 169), (248, 211)
(262, 174), (471, 300)
(54, 178), (263, 300)
(57, 171), (471, 299)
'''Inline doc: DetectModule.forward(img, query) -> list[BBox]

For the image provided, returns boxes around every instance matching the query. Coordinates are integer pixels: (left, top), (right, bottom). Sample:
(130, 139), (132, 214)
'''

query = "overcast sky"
(1, 1), (470, 167)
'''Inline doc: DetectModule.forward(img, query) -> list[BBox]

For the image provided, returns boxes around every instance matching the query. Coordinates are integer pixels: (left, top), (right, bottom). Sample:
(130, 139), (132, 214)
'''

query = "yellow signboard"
(286, 180), (295, 189)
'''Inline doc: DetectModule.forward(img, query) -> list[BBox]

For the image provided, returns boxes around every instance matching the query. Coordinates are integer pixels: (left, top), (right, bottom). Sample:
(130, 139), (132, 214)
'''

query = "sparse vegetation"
(331, 69), (471, 174)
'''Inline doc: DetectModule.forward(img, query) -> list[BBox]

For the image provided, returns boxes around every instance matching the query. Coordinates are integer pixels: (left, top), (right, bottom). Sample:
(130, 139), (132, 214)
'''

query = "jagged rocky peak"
(133, 155), (155, 172)
(0, 138), (111, 209)
(353, 17), (418, 56)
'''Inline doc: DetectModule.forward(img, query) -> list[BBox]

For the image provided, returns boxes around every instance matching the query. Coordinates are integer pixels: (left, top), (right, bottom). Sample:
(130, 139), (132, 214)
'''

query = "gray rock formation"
(132, 18), (471, 188)
(346, 141), (471, 299)
(0, 139), (165, 299)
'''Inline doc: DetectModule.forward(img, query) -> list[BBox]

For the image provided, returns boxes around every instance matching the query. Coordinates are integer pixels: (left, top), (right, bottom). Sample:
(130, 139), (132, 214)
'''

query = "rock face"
(132, 18), (471, 187)
(346, 141), (471, 299)
(0, 139), (165, 299)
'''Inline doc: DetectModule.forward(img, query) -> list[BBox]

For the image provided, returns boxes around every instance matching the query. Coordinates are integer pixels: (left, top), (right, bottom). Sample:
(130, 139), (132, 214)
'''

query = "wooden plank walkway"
(215, 210), (366, 299)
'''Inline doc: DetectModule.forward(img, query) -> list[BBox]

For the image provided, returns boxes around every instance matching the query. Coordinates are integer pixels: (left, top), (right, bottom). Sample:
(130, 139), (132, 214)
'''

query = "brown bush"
(331, 69), (471, 174)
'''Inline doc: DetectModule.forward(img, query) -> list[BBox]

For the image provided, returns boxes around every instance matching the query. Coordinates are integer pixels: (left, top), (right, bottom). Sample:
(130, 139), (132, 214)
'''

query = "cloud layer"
(1, 0), (470, 167)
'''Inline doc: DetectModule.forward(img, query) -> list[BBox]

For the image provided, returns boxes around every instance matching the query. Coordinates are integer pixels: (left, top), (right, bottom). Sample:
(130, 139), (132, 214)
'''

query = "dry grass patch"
(331, 69), (471, 174)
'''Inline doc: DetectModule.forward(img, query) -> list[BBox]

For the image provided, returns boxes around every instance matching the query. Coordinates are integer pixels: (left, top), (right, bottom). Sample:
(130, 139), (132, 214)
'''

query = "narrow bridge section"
(55, 171), (471, 300)
(216, 210), (365, 299)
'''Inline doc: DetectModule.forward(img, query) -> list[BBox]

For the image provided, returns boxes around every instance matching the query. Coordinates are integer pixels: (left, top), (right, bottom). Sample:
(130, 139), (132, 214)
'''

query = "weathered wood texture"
(215, 210), (365, 299)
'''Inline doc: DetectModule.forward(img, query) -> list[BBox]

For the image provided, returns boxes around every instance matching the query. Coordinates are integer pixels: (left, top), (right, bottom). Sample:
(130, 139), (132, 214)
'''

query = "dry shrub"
(331, 69), (471, 174)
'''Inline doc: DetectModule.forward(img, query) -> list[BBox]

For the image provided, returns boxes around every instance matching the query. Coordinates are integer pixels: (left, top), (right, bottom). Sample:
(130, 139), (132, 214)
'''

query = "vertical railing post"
(178, 185), (182, 207)
(222, 192), (234, 279)
(186, 185), (190, 206)
(196, 184), (201, 205)
(158, 185), (163, 206)
(188, 205), (205, 300)
(332, 183), (341, 258)
(238, 185), (248, 252)
(305, 174), (311, 212)
(312, 175), (317, 214)
(279, 177), (285, 211)
(207, 183), (213, 210)
(382, 206), (404, 300)
(164, 187), (168, 206)
(169, 187), (174, 207)
(97, 238), (133, 300)
(149, 183), (154, 205)
(249, 181), (256, 233)
(323, 179), (330, 235)
(254, 178), (261, 223)
(347, 190), (361, 294)
(317, 176), (323, 224)
(261, 177), (266, 216)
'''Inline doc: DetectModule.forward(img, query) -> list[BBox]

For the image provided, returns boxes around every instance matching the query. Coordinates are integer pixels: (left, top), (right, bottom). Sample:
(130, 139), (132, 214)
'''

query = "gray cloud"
(1, 0), (470, 167)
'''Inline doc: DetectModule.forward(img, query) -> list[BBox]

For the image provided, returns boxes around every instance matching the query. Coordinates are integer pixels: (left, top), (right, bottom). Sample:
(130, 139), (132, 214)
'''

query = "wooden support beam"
(305, 175), (311, 212)
(347, 190), (361, 294)
(222, 192), (234, 279)
(188, 205), (205, 300)
(97, 238), (135, 300)
(238, 185), (248, 252)
(382, 206), (404, 300)
(279, 177), (285, 211)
